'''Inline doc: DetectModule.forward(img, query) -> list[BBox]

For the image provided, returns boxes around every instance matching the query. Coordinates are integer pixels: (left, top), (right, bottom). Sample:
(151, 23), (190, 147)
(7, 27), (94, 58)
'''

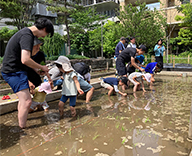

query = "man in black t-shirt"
(116, 45), (146, 77)
(1, 18), (54, 129)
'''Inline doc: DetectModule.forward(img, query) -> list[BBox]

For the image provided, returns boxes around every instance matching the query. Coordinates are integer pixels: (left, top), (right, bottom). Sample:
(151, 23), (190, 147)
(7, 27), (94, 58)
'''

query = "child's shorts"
(1, 71), (29, 93)
(100, 80), (112, 89)
(60, 95), (76, 107)
(30, 101), (49, 110)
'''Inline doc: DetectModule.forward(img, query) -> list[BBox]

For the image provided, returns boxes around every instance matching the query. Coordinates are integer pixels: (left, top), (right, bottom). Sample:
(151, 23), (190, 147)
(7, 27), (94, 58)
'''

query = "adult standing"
(127, 37), (136, 49)
(1, 18), (54, 129)
(114, 37), (126, 59)
(28, 37), (47, 89)
(154, 39), (165, 70)
(116, 45), (146, 77)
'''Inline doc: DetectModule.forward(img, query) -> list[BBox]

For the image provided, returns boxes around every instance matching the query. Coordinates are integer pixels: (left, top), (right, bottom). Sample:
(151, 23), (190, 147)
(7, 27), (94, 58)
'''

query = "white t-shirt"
(77, 72), (91, 82)
(61, 71), (77, 96)
(128, 72), (143, 82)
(127, 43), (136, 49)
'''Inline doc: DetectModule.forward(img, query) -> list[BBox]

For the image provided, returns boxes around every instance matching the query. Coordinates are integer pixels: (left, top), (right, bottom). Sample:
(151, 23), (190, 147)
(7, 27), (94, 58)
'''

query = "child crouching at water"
(54, 56), (84, 117)
(128, 72), (151, 92)
(29, 81), (54, 113)
(100, 77), (128, 96)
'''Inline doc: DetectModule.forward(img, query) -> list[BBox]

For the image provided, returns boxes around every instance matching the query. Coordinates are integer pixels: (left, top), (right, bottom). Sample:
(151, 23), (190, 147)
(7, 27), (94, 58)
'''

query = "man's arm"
(131, 57), (144, 72)
(21, 49), (49, 73)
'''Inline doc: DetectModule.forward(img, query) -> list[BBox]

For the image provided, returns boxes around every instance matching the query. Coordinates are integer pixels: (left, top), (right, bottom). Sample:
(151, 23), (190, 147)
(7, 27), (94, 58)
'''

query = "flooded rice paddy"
(0, 76), (192, 156)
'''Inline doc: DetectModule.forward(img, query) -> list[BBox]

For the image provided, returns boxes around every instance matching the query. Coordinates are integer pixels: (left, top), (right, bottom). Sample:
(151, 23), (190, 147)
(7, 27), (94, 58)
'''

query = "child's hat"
(136, 55), (145, 63)
(120, 77), (128, 86)
(54, 56), (70, 65)
(38, 82), (52, 94)
(33, 36), (44, 46)
(62, 63), (74, 72)
(143, 73), (151, 82)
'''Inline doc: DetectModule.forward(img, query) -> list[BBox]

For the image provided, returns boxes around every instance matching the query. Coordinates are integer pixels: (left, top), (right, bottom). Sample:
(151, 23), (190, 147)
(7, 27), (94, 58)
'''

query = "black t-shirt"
(118, 47), (136, 63)
(1, 27), (34, 73)
(27, 51), (46, 87)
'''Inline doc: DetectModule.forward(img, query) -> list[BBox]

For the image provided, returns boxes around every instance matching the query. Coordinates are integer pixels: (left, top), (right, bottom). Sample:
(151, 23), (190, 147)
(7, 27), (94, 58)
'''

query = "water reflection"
(0, 77), (192, 156)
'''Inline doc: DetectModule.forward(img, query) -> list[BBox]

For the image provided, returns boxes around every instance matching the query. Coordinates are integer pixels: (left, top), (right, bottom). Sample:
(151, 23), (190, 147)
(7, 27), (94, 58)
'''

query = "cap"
(143, 73), (151, 82)
(33, 36), (44, 46)
(120, 37), (126, 41)
(38, 82), (52, 94)
(136, 55), (145, 64)
(62, 63), (74, 72)
(54, 56), (70, 65)
(138, 45), (147, 52)
(120, 77), (128, 86)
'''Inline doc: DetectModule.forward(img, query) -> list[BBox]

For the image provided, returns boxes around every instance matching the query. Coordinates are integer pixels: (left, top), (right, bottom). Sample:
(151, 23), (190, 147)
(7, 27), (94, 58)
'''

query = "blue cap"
(136, 55), (145, 64)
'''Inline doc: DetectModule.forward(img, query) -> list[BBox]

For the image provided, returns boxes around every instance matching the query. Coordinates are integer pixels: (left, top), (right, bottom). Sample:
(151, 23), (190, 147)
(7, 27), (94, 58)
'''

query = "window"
(168, 0), (175, 7)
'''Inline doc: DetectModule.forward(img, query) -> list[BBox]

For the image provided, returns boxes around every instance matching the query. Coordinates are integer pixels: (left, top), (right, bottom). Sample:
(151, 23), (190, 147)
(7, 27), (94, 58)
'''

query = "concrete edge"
(0, 81), (102, 115)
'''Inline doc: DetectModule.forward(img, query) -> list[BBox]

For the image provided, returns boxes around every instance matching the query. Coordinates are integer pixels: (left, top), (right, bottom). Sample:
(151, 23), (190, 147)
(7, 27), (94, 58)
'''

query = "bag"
(73, 62), (90, 76)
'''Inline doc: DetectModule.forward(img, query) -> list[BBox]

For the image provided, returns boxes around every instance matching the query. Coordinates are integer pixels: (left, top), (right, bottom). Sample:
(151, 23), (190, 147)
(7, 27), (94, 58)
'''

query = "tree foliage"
(0, 0), (36, 30)
(117, 1), (167, 53)
(174, 3), (192, 47)
(46, 0), (83, 54)
(40, 33), (64, 57)
(69, 7), (105, 56)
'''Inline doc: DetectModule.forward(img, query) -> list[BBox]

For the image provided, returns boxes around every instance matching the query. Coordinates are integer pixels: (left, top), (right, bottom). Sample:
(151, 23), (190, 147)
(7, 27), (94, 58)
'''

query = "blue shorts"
(1, 71), (29, 93)
(60, 95), (76, 107)
(77, 76), (92, 93)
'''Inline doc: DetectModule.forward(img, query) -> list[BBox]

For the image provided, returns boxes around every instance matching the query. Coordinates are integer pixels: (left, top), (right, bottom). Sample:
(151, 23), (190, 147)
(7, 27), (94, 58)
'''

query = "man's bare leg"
(16, 89), (32, 128)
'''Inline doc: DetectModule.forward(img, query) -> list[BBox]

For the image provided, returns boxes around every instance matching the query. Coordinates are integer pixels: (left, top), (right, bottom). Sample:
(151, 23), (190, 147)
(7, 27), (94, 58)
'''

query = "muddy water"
(0, 76), (192, 156)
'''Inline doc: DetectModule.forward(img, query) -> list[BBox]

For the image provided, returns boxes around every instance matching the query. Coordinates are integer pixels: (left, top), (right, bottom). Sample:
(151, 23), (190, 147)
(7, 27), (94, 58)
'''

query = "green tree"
(0, 0), (37, 30)
(117, 1), (167, 54)
(46, 0), (83, 54)
(102, 21), (125, 57)
(174, 3), (192, 48)
(40, 33), (64, 57)
(69, 7), (105, 56)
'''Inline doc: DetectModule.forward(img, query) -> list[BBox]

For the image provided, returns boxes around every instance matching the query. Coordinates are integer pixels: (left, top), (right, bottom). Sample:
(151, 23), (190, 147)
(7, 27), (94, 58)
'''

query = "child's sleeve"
(154, 45), (158, 52)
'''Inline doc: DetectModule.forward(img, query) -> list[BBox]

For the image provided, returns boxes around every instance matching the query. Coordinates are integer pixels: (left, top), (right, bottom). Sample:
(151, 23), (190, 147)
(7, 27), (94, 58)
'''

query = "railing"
(144, 55), (192, 66)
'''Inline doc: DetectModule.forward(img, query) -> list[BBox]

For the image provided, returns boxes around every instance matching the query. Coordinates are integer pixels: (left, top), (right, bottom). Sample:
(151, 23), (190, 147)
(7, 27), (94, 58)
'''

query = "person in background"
(27, 37), (51, 90)
(114, 37), (126, 59)
(54, 56), (84, 117)
(1, 17), (54, 129)
(29, 81), (54, 113)
(44, 66), (63, 90)
(127, 37), (136, 49)
(100, 77), (128, 96)
(116, 45), (146, 77)
(154, 39), (165, 70)
(72, 62), (94, 105)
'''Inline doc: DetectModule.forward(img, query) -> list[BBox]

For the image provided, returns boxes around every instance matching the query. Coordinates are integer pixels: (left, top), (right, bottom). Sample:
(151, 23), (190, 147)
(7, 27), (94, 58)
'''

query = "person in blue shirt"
(145, 62), (162, 82)
(115, 37), (126, 58)
(100, 77), (128, 96)
(154, 39), (165, 70)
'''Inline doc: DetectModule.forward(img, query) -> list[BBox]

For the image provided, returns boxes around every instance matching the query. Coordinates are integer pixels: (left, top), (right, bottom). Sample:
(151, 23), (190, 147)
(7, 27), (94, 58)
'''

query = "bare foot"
(70, 106), (76, 117)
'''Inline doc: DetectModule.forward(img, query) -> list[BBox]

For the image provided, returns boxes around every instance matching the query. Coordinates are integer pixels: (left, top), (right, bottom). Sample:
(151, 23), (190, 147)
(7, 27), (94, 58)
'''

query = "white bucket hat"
(54, 56), (70, 65)
(143, 73), (151, 82)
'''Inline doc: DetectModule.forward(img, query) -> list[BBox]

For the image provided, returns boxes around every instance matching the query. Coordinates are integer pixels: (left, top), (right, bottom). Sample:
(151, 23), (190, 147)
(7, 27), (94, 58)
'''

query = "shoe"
(6, 95), (10, 99)
(2, 96), (6, 100)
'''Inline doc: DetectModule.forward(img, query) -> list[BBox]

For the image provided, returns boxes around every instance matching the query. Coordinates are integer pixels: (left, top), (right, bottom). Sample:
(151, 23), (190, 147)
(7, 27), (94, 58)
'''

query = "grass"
(92, 132), (100, 140)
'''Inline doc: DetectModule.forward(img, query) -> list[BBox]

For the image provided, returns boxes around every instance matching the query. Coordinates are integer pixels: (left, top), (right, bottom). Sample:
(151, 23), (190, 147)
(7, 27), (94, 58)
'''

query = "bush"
(66, 54), (89, 60)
